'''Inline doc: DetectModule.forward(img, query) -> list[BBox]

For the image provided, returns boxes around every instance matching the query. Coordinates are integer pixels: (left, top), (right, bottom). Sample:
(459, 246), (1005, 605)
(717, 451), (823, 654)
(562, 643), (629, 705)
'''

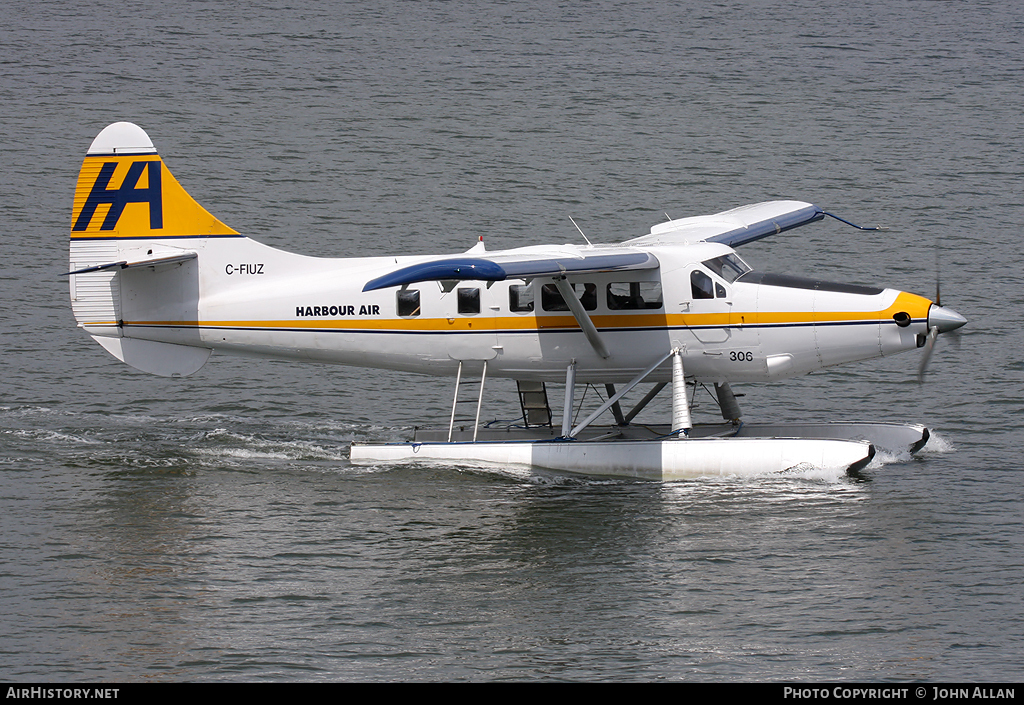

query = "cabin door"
(443, 284), (498, 361)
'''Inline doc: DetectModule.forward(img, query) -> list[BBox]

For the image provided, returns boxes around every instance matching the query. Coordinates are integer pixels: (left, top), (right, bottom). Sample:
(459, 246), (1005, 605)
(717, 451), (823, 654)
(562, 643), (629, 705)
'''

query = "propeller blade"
(918, 238), (964, 381)
(918, 327), (938, 383)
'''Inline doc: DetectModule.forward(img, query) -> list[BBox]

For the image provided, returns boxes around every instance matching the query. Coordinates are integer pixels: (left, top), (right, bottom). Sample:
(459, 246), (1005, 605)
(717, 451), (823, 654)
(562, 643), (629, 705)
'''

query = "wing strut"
(553, 277), (609, 359)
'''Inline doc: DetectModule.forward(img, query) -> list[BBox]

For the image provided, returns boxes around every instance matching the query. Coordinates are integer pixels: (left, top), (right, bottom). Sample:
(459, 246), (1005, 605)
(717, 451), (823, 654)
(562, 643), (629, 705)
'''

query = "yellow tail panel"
(70, 122), (238, 240)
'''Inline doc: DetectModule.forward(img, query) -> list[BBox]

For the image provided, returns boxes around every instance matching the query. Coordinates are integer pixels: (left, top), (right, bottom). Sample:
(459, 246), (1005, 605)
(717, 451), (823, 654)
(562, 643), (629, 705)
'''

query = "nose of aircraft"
(928, 304), (967, 333)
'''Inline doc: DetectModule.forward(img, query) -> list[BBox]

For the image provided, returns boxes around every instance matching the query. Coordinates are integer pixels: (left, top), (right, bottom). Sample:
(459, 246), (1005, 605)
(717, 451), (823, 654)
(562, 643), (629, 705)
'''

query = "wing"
(623, 200), (824, 248)
(362, 245), (659, 292)
(361, 201), (822, 291)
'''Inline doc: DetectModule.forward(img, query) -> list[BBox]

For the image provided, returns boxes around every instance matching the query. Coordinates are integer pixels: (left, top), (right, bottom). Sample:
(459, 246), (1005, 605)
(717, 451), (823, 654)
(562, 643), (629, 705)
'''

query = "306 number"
(729, 351), (754, 362)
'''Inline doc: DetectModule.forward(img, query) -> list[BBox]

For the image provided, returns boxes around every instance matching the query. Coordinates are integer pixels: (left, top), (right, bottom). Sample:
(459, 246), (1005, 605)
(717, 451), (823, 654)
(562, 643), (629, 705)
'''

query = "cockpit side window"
(691, 270), (715, 300)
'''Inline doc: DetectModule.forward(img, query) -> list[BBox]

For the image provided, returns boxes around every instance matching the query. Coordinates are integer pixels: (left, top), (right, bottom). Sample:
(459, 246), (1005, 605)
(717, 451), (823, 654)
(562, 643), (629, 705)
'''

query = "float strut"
(570, 349), (674, 438)
(672, 348), (692, 438)
(605, 384), (627, 426)
(714, 382), (742, 423)
(473, 361), (487, 442)
(448, 361), (463, 443)
(562, 360), (577, 438)
(623, 382), (667, 424)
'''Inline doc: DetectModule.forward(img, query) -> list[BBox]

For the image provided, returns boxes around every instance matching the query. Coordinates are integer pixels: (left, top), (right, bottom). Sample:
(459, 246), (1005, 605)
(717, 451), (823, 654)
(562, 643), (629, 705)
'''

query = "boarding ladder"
(516, 380), (553, 428)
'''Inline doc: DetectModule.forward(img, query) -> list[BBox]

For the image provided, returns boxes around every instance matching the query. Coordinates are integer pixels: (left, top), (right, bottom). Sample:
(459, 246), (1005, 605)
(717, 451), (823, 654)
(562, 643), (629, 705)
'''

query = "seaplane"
(65, 122), (966, 480)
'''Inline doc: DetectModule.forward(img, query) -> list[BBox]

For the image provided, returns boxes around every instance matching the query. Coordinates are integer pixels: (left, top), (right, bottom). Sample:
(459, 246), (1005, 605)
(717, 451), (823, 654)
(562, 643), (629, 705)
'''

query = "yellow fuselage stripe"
(84, 293), (931, 331)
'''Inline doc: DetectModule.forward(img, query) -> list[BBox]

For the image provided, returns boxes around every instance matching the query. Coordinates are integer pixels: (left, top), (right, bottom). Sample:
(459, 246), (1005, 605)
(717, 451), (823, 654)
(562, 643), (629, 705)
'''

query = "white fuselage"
(71, 234), (933, 383)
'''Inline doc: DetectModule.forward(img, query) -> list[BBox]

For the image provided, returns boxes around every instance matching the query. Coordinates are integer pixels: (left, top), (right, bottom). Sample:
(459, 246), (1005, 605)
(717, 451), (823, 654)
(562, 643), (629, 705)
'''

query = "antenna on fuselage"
(569, 216), (593, 247)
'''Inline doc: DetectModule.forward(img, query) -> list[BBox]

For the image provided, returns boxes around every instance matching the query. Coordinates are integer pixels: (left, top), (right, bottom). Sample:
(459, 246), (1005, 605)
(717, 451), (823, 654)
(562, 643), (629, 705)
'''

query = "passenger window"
(579, 283), (597, 311)
(541, 284), (569, 311)
(397, 289), (420, 316)
(541, 282), (597, 311)
(606, 282), (663, 310)
(457, 287), (480, 314)
(691, 270), (714, 300)
(509, 284), (534, 312)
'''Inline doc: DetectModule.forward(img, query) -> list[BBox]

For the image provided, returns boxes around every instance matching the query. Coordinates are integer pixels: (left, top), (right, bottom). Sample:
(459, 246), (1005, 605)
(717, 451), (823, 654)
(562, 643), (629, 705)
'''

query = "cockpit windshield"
(702, 254), (751, 283)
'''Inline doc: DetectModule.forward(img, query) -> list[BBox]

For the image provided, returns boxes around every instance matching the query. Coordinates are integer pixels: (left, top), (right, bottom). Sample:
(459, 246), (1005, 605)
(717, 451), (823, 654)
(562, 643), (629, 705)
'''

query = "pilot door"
(684, 266), (735, 345)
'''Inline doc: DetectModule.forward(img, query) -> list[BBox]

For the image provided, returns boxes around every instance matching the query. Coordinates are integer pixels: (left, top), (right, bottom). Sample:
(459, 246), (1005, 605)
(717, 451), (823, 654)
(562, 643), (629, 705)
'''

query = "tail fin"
(67, 122), (234, 376)
(70, 122), (237, 241)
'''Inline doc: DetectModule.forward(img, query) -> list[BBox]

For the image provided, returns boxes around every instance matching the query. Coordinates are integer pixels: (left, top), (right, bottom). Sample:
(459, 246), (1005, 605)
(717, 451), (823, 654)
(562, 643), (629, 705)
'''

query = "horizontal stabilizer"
(625, 201), (824, 247)
(363, 249), (658, 291)
(64, 251), (197, 276)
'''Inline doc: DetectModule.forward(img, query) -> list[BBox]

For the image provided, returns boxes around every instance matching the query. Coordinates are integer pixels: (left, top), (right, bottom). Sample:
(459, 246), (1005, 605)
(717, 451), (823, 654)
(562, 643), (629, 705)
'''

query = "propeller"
(917, 327), (939, 382)
(917, 252), (966, 382)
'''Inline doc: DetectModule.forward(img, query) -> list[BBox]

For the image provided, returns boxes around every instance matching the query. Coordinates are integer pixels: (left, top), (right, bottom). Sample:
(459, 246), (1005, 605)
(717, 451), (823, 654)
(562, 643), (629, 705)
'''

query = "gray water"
(2, 0), (1022, 682)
